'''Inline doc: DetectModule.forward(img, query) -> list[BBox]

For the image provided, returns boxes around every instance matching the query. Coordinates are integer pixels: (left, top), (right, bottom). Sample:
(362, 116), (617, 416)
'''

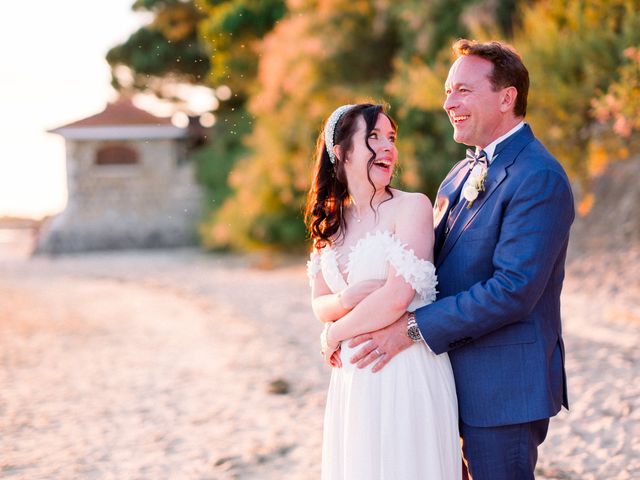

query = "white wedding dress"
(308, 230), (460, 480)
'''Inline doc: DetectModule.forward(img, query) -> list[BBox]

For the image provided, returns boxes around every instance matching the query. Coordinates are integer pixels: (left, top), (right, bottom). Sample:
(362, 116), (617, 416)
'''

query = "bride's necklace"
(348, 193), (387, 224)
(349, 202), (376, 224)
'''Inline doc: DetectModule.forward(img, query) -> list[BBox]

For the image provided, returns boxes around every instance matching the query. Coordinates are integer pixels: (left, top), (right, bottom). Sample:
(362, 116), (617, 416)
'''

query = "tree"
(200, 0), (402, 250)
(109, 0), (639, 250)
(197, 0), (286, 106)
(107, 1), (287, 235)
(387, 0), (640, 214)
(107, 0), (210, 92)
(591, 46), (640, 163)
(201, 0), (520, 250)
(511, 0), (640, 213)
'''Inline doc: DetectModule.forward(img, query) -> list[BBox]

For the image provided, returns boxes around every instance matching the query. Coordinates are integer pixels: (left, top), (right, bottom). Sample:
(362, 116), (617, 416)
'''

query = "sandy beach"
(0, 238), (638, 479)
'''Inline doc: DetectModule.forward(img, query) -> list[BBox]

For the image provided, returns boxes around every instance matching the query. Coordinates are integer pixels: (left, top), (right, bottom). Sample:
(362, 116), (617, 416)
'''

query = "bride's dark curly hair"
(304, 103), (397, 250)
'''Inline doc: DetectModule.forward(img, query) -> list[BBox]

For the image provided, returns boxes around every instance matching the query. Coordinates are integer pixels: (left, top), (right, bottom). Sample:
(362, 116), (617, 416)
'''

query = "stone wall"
(35, 138), (202, 254)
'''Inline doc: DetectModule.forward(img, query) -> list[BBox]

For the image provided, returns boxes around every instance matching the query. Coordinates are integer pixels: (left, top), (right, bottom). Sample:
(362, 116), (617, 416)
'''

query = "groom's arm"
(351, 168), (574, 370)
(416, 167), (574, 354)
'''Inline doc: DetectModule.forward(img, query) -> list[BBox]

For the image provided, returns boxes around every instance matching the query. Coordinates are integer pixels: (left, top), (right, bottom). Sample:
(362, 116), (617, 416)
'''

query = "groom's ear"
(499, 86), (518, 113)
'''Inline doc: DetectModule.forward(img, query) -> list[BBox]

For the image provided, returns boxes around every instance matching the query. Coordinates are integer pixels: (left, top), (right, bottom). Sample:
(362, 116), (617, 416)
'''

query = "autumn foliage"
(109, 0), (640, 249)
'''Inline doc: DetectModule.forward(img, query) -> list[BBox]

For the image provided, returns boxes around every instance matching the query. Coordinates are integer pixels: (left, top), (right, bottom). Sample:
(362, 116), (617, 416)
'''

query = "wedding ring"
(374, 348), (382, 356)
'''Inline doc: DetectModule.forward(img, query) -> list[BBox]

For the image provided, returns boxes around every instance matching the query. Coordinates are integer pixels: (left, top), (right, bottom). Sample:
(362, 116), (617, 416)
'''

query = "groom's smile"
(452, 115), (470, 123)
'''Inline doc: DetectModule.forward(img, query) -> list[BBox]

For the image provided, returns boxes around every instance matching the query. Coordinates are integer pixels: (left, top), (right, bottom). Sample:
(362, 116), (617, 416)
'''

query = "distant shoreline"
(0, 216), (42, 229)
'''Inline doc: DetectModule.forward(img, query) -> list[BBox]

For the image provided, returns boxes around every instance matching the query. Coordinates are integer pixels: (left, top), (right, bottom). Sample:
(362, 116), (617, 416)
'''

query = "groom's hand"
(348, 314), (413, 373)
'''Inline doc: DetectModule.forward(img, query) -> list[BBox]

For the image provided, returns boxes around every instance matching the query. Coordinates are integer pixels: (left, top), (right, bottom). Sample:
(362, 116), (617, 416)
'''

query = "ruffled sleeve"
(386, 237), (438, 307)
(306, 251), (321, 287)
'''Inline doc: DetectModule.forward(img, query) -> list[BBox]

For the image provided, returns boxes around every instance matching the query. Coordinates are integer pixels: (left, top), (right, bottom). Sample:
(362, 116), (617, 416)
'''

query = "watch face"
(408, 325), (421, 342)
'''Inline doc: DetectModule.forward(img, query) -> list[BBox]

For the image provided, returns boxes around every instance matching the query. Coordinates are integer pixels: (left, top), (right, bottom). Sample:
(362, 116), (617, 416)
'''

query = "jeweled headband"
(324, 104), (355, 164)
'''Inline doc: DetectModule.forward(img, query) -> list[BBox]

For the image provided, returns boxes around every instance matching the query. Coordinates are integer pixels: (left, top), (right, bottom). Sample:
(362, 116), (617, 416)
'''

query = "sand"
(0, 242), (638, 479)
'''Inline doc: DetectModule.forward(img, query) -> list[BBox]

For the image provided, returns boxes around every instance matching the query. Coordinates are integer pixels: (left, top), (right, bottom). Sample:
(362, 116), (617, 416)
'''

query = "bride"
(305, 104), (461, 479)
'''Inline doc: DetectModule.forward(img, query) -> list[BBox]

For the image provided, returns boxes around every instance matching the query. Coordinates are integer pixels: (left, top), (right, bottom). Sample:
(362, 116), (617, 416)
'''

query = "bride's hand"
(339, 279), (386, 310)
(321, 323), (341, 366)
(328, 348), (342, 368)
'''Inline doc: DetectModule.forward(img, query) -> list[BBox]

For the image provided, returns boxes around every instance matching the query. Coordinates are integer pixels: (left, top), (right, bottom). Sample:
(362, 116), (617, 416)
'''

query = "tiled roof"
(55, 96), (172, 128)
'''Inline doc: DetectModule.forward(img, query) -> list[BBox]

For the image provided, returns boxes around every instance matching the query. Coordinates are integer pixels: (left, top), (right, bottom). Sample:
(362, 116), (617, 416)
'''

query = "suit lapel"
(435, 124), (535, 268)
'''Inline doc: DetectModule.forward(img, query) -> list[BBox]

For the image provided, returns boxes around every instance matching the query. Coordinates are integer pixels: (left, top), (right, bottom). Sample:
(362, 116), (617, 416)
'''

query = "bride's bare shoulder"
(389, 189), (433, 212)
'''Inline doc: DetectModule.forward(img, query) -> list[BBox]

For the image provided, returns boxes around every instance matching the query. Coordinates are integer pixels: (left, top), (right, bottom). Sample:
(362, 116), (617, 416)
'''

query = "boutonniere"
(463, 164), (487, 208)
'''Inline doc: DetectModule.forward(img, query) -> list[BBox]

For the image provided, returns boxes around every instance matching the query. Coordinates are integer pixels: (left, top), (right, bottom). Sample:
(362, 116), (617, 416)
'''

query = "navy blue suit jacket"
(416, 124), (574, 427)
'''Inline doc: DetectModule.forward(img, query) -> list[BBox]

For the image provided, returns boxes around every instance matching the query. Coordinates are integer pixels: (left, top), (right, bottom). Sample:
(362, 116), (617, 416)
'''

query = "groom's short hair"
(453, 39), (529, 117)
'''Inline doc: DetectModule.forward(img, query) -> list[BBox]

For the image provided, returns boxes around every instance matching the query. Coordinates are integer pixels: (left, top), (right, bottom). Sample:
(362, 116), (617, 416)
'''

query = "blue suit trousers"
(461, 418), (550, 480)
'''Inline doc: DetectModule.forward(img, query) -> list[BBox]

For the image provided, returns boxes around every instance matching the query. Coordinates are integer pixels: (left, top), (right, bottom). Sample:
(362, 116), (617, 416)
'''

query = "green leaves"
(109, 0), (640, 249)
(107, 1), (209, 88)
(515, 0), (640, 184)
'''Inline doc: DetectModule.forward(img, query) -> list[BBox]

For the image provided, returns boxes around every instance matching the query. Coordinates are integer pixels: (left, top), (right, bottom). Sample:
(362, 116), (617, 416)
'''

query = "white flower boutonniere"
(463, 164), (488, 208)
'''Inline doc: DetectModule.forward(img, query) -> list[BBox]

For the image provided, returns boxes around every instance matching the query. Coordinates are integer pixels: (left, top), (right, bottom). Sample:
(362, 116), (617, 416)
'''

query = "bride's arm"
(311, 268), (385, 322)
(326, 194), (434, 346)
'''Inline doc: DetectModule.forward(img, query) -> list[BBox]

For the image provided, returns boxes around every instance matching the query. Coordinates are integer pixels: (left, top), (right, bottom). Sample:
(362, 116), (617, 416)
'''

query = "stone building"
(35, 97), (203, 253)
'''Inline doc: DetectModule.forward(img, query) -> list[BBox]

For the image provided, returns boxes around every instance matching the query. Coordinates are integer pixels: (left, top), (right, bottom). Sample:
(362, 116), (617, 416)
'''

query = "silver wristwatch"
(406, 312), (422, 343)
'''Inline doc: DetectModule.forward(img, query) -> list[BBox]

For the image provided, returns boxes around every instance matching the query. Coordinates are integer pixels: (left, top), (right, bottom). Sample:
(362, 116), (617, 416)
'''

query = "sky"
(0, 1), (148, 219)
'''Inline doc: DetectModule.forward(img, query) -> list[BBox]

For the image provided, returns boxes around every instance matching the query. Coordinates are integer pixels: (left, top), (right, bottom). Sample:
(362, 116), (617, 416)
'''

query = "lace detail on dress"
(344, 230), (437, 307)
(307, 248), (349, 292)
(306, 252), (321, 286)
(340, 231), (389, 290)
(309, 231), (437, 308)
(320, 248), (348, 292)
(386, 235), (438, 304)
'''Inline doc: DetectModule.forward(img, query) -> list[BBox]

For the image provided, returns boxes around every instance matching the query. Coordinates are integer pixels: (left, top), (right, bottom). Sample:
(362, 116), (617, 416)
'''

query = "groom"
(350, 39), (574, 479)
